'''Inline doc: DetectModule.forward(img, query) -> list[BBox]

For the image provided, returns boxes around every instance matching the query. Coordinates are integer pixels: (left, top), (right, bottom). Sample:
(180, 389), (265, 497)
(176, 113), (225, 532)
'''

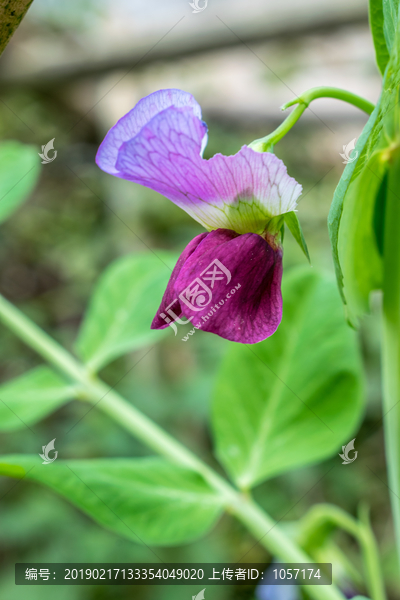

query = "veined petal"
(110, 105), (302, 234)
(96, 89), (203, 176)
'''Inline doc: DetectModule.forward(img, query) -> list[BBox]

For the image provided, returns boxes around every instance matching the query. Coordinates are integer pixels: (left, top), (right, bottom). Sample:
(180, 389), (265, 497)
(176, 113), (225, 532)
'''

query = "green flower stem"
(359, 504), (387, 600)
(298, 504), (386, 600)
(382, 148), (400, 570)
(0, 292), (345, 600)
(249, 87), (375, 152)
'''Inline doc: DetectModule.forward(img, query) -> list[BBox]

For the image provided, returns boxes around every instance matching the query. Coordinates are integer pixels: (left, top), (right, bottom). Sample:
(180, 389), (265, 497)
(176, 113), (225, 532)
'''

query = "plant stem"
(358, 504), (387, 600)
(250, 103), (307, 152)
(298, 504), (386, 600)
(0, 292), (346, 600)
(0, 295), (86, 382)
(382, 148), (400, 570)
(77, 380), (345, 600)
(249, 86), (375, 152)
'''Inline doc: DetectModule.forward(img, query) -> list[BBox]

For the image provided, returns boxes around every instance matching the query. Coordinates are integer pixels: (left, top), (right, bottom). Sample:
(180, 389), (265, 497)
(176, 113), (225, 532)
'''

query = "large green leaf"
(328, 11), (400, 324)
(383, 0), (400, 51)
(0, 142), (40, 224)
(212, 268), (364, 489)
(0, 456), (223, 546)
(0, 366), (76, 431)
(328, 101), (381, 311)
(335, 150), (388, 323)
(369, 0), (391, 74)
(75, 252), (176, 372)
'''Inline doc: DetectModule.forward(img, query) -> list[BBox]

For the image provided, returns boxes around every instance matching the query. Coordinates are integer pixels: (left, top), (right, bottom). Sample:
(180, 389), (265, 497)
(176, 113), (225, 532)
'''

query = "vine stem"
(298, 504), (386, 600)
(249, 86), (375, 152)
(0, 292), (346, 600)
(382, 148), (400, 570)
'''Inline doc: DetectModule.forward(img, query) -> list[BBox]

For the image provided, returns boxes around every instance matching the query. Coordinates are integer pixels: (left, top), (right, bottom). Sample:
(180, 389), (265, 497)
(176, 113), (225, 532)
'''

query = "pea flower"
(96, 89), (302, 343)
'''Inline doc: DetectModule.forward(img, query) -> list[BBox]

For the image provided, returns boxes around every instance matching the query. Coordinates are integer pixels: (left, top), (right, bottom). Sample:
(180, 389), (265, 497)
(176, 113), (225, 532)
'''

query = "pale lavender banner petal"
(96, 89), (202, 176)
(96, 90), (302, 234)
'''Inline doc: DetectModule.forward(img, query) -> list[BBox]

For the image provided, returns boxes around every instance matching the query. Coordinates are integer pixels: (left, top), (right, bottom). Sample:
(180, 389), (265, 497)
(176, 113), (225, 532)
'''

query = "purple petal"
(152, 229), (282, 344)
(96, 89), (203, 176)
(97, 90), (302, 234)
(151, 232), (208, 330)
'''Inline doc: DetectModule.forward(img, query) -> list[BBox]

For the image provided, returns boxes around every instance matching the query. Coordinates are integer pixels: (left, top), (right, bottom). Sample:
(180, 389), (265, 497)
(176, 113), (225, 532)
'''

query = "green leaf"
(328, 102), (381, 308)
(75, 252), (176, 372)
(336, 151), (388, 324)
(0, 366), (76, 431)
(212, 267), (364, 489)
(0, 142), (40, 225)
(383, 0), (400, 51)
(284, 211), (310, 262)
(372, 167), (388, 255)
(328, 20), (400, 323)
(0, 456), (223, 546)
(370, 0), (391, 74)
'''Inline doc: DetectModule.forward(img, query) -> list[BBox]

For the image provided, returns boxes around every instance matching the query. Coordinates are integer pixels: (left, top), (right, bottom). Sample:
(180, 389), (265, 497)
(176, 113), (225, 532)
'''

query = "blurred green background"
(0, 0), (396, 598)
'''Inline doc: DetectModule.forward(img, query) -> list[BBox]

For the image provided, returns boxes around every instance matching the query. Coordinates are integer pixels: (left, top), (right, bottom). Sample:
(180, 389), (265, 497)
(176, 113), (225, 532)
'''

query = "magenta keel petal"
(152, 229), (283, 343)
(151, 232), (208, 330)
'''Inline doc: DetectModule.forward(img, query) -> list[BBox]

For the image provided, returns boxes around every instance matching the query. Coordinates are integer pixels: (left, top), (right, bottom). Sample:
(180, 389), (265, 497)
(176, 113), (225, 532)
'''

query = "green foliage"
(0, 12), (393, 595)
(212, 268), (365, 489)
(329, 1), (400, 324)
(284, 211), (310, 262)
(0, 366), (76, 431)
(0, 456), (223, 546)
(0, 463), (25, 478)
(75, 252), (176, 372)
(327, 104), (381, 313)
(383, 0), (400, 51)
(334, 150), (387, 324)
(369, 0), (391, 74)
(0, 142), (40, 225)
